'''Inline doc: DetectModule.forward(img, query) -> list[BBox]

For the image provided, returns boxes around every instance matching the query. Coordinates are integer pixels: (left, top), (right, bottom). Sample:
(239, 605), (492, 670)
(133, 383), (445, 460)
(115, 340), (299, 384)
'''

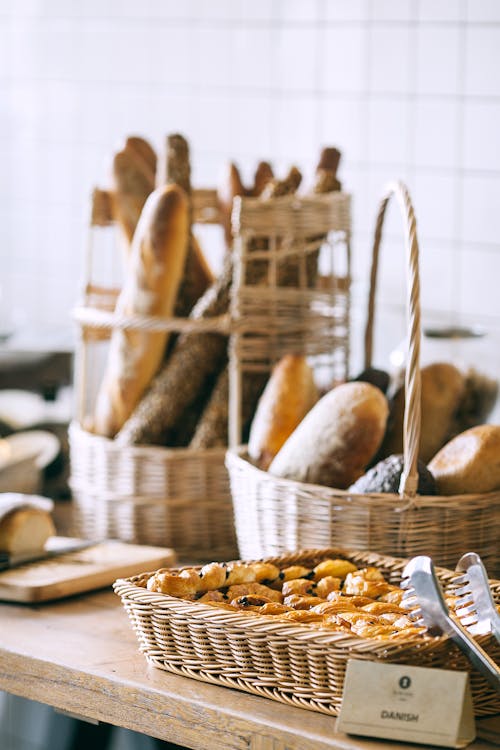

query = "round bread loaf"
(380, 362), (466, 463)
(427, 424), (500, 495)
(268, 382), (389, 489)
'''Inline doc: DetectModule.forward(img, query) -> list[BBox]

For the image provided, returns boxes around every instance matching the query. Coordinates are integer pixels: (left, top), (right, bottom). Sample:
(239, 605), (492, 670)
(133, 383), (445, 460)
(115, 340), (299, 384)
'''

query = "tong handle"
(449, 617), (500, 693)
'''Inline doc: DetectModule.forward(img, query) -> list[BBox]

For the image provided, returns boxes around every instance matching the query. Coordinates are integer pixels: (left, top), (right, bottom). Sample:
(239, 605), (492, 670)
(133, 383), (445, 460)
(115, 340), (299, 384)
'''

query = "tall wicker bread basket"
(226, 182), (500, 577)
(69, 189), (239, 561)
(70, 189), (352, 561)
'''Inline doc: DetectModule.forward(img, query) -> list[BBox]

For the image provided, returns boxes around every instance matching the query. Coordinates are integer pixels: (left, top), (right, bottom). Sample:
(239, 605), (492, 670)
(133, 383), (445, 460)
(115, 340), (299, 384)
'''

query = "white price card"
(337, 659), (475, 748)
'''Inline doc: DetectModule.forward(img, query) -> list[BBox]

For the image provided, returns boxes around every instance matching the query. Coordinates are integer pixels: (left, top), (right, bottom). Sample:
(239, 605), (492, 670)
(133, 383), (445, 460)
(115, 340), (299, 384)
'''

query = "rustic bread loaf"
(428, 424), (500, 495)
(248, 355), (319, 469)
(269, 382), (389, 489)
(348, 454), (437, 495)
(94, 184), (189, 437)
(380, 362), (466, 463)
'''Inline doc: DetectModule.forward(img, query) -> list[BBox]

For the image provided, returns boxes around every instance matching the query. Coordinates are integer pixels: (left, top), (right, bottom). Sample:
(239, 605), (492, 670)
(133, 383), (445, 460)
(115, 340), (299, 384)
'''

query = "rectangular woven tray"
(113, 548), (500, 718)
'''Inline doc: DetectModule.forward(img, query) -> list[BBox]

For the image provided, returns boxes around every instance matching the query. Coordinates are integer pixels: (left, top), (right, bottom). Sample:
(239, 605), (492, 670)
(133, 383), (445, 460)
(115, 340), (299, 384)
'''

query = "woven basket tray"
(226, 182), (500, 577)
(70, 191), (351, 561)
(113, 547), (500, 718)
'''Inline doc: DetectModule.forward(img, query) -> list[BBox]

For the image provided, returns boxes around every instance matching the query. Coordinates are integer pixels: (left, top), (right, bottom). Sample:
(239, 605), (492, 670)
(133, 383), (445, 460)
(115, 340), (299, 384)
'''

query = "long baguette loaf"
(93, 184), (189, 437)
(116, 167), (303, 447)
(110, 136), (157, 249)
(163, 133), (213, 316)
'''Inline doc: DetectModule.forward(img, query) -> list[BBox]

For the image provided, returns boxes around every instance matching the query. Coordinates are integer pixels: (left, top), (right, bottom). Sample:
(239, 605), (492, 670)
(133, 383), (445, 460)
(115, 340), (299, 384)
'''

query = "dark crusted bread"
(348, 454), (437, 495)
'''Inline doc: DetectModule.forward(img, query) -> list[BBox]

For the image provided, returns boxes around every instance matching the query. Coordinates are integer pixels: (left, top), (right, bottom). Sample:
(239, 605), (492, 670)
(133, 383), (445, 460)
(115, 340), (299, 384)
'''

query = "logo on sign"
(399, 676), (411, 690)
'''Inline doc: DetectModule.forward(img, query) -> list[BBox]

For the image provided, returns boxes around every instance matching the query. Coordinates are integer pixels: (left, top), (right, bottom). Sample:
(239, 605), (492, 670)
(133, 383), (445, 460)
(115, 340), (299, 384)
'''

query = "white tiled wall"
(2, 0), (500, 369)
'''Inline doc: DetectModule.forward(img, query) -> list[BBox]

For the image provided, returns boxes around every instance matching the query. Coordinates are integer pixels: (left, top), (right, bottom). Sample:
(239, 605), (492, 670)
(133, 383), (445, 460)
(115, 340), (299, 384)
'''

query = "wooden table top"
(0, 587), (496, 750)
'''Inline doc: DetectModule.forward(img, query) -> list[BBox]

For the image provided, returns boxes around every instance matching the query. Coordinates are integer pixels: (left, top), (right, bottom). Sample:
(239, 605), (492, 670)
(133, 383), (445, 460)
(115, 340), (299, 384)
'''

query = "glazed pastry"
(282, 579), (316, 597)
(283, 594), (323, 610)
(145, 555), (459, 642)
(315, 576), (341, 598)
(280, 565), (314, 582)
(226, 582), (283, 603)
(230, 595), (275, 609)
(313, 559), (358, 581)
(147, 568), (200, 598)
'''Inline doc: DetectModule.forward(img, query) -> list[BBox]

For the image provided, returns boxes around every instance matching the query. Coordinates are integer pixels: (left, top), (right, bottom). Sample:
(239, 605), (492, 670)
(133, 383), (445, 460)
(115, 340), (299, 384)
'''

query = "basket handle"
(363, 181), (421, 500)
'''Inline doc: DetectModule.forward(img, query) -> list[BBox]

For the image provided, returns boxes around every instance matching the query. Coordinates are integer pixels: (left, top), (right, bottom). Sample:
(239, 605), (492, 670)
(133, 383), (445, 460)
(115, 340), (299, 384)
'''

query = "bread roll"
(94, 184), (189, 437)
(0, 508), (55, 554)
(269, 382), (389, 489)
(110, 136), (157, 248)
(428, 424), (500, 495)
(248, 355), (319, 469)
(380, 362), (466, 463)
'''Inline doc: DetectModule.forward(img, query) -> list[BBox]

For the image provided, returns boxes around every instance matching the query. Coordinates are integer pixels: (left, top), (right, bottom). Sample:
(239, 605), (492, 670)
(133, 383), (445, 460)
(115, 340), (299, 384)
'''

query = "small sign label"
(337, 659), (475, 748)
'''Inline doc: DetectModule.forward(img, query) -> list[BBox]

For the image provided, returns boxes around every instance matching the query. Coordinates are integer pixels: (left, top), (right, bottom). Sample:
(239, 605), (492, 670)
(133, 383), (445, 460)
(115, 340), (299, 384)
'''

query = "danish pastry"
(145, 556), (454, 642)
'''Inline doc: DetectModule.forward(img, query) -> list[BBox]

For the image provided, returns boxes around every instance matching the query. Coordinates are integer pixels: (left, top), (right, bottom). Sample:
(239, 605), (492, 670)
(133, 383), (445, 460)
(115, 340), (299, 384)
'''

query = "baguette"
(163, 133), (213, 316)
(110, 136), (157, 248)
(94, 184), (189, 437)
(116, 167), (303, 446)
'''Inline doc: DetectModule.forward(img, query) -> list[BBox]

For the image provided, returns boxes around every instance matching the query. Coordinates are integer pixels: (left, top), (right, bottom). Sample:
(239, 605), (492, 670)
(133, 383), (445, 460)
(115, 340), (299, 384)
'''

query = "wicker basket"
(70, 190), (351, 561)
(226, 182), (500, 576)
(113, 547), (500, 718)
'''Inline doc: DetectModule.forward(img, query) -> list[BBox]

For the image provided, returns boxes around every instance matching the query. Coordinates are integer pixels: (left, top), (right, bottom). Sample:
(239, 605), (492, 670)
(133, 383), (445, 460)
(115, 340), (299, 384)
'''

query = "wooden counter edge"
(0, 644), (358, 750)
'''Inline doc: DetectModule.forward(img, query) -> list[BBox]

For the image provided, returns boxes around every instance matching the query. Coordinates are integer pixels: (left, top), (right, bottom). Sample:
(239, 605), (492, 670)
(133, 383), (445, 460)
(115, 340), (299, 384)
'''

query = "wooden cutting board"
(0, 537), (176, 603)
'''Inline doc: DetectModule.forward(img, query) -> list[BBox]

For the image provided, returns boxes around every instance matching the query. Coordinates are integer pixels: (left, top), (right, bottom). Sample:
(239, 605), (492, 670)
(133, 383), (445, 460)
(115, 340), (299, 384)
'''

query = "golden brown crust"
(248, 355), (319, 470)
(381, 362), (466, 463)
(93, 185), (189, 437)
(91, 188), (114, 226)
(269, 382), (389, 489)
(428, 424), (500, 494)
(144, 557), (441, 641)
(111, 138), (156, 247)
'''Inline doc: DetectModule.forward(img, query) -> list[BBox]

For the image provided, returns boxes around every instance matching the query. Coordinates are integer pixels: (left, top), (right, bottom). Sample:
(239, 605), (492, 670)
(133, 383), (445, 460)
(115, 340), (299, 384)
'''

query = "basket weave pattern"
(70, 423), (236, 558)
(114, 548), (500, 718)
(226, 182), (500, 576)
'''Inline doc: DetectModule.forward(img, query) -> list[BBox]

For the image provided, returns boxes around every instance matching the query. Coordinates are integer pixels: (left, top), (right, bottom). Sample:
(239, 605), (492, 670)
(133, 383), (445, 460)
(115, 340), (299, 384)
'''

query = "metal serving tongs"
(453, 552), (500, 644)
(401, 555), (500, 693)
